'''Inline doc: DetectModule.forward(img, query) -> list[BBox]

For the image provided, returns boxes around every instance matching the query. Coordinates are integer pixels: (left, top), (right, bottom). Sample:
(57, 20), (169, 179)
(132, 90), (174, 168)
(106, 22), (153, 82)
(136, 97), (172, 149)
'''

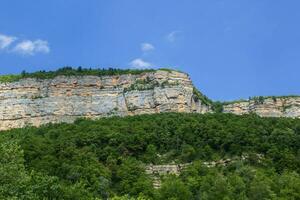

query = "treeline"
(1, 113), (300, 199)
(0, 67), (157, 83)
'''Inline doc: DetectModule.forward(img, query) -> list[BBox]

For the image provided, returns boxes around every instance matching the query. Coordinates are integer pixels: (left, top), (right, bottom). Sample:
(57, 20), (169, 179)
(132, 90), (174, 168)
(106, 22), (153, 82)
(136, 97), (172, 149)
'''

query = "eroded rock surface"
(0, 70), (211, 130)
(223, 97), (300, 118)
(145, 164), (189, 188)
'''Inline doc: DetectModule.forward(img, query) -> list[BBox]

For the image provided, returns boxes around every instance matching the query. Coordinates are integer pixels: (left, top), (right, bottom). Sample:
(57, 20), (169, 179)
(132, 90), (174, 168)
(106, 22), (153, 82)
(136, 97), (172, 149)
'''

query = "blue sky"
(1, 0), (300, 101)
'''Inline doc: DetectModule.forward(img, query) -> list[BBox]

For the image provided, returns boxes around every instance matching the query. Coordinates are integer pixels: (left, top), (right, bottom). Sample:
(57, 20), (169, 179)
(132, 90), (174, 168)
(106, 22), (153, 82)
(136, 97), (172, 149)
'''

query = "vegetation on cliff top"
(192, 87), (224, 112)
(1, 112), (300, 199)
(192, 87), (212, 106)
(0, 67), (160, 83)
(222, 95), (300, 106)
(0, 67), (188, 83)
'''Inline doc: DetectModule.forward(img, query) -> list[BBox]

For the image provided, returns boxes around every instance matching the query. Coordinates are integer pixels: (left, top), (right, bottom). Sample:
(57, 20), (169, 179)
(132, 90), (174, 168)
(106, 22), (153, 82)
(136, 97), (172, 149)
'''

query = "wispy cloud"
(129, 58), (152, 69)
(0, 33), (50, 56)
(0, 34), (17, 50)
(13, 39), (50, 55)
(141, 42), (155, 52)
(166, 31), (181, 43)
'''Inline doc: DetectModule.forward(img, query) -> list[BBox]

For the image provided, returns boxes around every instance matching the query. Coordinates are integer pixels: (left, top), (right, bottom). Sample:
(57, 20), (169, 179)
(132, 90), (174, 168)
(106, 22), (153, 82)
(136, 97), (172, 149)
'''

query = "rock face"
(223, 96), (300, 118)
(145, 164), (189, 188)
(0, 70), (211, 130)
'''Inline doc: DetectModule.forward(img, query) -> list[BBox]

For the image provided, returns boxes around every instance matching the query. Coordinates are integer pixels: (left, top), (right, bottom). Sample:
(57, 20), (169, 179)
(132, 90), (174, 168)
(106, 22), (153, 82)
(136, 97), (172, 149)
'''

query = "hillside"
(1, 67), (300, 199)
(1, 113), (300, 199)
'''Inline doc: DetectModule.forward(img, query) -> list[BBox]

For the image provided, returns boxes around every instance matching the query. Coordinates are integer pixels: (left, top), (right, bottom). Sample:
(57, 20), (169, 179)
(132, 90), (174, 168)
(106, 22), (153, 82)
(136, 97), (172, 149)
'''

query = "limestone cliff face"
(0, 70), (211, 130)
(223, 97), (300, 118)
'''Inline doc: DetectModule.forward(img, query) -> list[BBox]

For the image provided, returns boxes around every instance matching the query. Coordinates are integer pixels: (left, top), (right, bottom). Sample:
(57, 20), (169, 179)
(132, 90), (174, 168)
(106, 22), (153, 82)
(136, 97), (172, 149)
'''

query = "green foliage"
(192, 87), (213, 106)
(0, 67), (156, 83)
(124, 79), (160, 92)
(114, 158), (154, 198)
(250, 96), (265, 104)
(222, 95), (300, 107)
(143, 144), (158, 164)
(158, 175), (192, 200)
(212, 101), (224, 113)
(1, 112), (300, 199)
(222, 99), (248, 106)
(123, 79), (180, 93)
(0, 74), (23, 83)
(111, 195), (149, 200)
(0, 139), (89, 200)
(181, 161), (300, 200)
(0, 140), (31, 199)
(262, 95), (300, 100)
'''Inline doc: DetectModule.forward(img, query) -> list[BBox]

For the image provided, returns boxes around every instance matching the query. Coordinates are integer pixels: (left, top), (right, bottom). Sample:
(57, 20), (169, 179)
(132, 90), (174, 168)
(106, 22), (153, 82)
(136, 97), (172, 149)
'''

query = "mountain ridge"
(0, 67), (299, 130)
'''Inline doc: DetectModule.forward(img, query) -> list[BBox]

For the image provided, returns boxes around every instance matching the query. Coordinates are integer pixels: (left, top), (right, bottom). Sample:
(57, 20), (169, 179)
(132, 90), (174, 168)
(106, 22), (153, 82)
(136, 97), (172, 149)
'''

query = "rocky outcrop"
(223, 96), (300, 118)
(0, 70), (211, 130)
(145, 164), (189, 188)
(145, 164), (188, 176)
(145, 154), (264, 188)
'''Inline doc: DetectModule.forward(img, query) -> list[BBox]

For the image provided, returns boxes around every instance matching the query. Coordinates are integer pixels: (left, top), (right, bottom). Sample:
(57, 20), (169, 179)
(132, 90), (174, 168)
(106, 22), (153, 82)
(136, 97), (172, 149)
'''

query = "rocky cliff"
(0, 69), (211, 130)
(223, 96), (300, 118)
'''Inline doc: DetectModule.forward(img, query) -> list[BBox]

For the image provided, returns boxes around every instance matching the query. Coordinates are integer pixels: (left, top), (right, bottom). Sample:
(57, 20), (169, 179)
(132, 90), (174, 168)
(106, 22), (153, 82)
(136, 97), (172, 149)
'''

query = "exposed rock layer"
(0, 70), (210, 130)
(223, 97), (300, 118)
(2, 69), (300, 131)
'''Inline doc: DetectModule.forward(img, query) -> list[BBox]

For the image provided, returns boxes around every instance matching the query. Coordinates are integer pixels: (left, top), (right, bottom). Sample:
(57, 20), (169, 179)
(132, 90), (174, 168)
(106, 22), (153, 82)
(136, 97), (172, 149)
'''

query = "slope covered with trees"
(1, 113), (300, 199)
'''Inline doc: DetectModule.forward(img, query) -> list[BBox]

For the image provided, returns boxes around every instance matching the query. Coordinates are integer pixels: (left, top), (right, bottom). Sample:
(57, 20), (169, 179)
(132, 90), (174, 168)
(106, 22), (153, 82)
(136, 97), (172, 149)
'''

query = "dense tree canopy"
(1, 112), (300, 199)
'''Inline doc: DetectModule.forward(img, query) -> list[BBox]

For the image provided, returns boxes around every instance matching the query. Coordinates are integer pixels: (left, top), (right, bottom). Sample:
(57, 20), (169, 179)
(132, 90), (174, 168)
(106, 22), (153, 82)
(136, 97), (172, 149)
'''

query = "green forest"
(1, 113), (300, 199)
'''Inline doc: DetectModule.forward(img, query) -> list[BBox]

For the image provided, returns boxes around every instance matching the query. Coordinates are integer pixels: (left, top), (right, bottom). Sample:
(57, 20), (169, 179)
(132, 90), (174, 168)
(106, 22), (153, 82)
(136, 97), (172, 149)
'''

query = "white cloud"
(13, 39), (50, 55)
(141, 42), (155, 52)
(0, 34), (17, 49)
(129, 58), (152, 69)
(0, 33), (50, 56)
(166, 31), (181, 42)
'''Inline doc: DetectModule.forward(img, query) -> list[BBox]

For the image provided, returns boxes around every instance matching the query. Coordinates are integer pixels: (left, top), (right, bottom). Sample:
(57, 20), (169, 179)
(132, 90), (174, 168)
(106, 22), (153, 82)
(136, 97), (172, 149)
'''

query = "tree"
(0, 140), (34, 199)
(159, 176), (192, 200)
(115, 158), (154, 198)
(180, 144), (196, 162)
(275, 171), (300, 199)
(144, 144), (158, 163)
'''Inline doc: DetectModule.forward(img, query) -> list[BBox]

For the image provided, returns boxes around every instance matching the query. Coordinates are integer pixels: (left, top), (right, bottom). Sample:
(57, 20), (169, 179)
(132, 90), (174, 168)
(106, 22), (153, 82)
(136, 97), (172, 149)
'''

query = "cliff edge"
(0, 69), (211, 130)
(223, 96), (300, 118)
